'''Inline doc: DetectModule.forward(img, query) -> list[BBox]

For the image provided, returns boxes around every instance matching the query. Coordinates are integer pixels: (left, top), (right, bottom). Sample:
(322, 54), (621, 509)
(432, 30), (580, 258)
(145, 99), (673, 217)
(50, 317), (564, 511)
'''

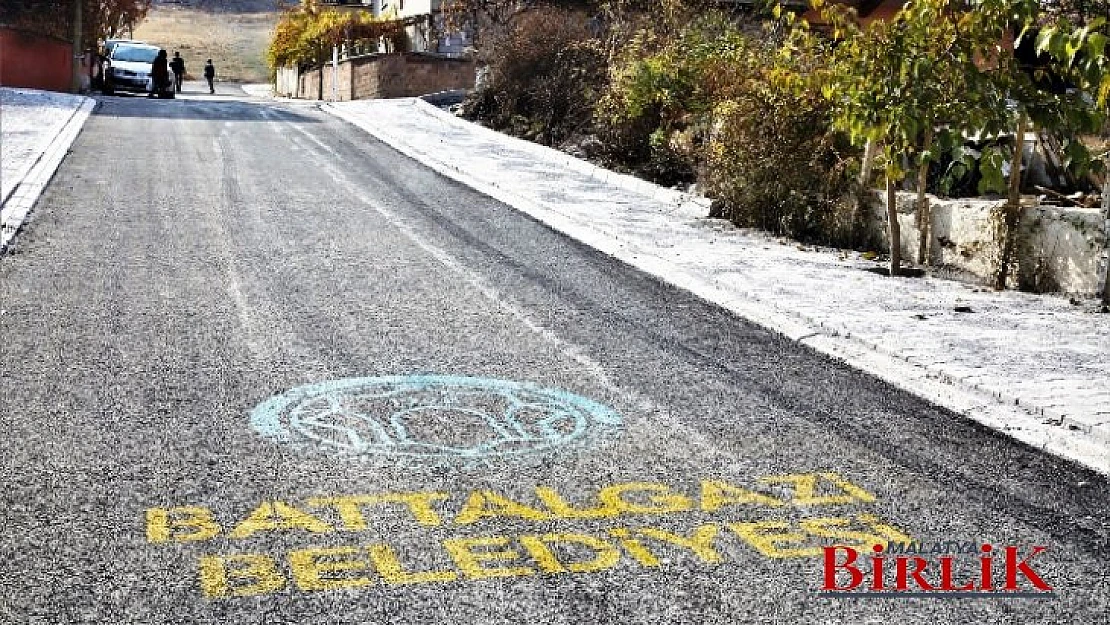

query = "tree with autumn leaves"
(1, 0), (152, 47)
(86, 0), (152, 42)
(267, 0), (417, 71)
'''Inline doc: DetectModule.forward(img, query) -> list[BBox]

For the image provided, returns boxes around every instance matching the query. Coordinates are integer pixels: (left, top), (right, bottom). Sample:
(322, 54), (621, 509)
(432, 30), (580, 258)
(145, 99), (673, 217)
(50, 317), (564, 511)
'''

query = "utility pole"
(71, 0), (83, 93)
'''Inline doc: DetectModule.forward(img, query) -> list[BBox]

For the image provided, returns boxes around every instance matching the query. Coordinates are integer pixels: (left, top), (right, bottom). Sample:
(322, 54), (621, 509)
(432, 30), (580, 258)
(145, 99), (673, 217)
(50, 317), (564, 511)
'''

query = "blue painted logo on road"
(250, 375), (621, 462)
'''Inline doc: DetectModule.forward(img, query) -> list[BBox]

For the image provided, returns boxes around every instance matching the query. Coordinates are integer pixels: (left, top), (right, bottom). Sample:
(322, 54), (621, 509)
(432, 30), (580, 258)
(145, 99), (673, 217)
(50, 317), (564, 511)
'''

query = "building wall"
(0, 28), (73, 92)
(395, 0), (435, 17)
(292, 53), (474, 101)
(297, 66), (322, 100)
(351, 55), (389, 99)
(321, 57), (354, 101)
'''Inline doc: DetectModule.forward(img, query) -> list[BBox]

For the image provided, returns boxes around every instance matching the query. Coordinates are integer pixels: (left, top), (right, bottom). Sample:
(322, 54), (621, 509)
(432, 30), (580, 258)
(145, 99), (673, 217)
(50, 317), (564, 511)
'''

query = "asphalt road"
(1, 86), (1107, 624)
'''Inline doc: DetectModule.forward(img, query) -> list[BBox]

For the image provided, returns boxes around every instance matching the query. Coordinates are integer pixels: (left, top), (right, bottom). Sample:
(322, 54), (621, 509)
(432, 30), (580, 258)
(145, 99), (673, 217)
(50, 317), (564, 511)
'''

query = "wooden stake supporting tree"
(1100, 171), (1110, 307)
(915, 125), (933, 265)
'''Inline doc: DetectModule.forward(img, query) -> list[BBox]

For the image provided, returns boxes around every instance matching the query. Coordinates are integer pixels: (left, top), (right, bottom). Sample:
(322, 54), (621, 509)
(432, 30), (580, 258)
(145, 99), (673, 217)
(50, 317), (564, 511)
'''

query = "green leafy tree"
(1036, 15), (1110, 303)
(820, 0), (1101, 285)
(968, 0), (1103, 288)
(820, 0), (1007, 275)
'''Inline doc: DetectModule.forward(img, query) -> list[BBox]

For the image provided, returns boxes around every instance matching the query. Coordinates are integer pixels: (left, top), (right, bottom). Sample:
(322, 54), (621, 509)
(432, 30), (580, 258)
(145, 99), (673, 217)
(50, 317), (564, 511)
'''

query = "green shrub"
(600, 13), (862, 244)
(705, 70), (861, 245)
(462, 8), (608, 146)
(596, 14), (754, 185)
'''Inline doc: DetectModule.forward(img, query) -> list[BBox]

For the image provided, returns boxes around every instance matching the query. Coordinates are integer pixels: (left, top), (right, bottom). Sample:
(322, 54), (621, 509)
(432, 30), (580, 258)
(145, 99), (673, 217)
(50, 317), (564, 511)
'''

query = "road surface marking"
(249, 375), (622, 462)
(144, 473), (912, 598)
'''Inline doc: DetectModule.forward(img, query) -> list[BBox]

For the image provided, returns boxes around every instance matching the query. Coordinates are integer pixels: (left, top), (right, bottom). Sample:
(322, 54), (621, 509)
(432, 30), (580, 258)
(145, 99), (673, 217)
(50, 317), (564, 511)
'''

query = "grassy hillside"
(132, 0), (281, 83)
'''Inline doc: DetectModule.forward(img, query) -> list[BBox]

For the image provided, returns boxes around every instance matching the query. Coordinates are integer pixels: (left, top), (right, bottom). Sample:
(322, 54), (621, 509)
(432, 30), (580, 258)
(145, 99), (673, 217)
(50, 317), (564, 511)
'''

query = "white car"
(103, 43), (174, 98)
(102, 38), (144, 58)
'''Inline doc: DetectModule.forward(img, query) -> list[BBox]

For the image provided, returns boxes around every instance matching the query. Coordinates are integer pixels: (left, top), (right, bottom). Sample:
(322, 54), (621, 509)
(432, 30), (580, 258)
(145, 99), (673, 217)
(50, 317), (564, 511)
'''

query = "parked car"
(102, 42), (173, 98)
(94, 39), (145, 90)
(102, 38), (144, 58)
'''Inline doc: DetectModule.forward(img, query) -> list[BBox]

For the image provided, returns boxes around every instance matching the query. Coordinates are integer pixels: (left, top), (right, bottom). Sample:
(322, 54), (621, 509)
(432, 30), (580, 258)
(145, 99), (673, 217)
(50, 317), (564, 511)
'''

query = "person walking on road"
(204, 59), (216, 95)
(170, 51), (186, 93)
(149, 49), (170, 98)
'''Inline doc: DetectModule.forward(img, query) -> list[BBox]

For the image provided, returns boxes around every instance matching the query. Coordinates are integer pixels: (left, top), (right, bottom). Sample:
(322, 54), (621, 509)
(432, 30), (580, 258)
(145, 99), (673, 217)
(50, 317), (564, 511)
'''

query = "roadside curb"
(323, 100), (1109, 475)
(1, 97), (96, 253)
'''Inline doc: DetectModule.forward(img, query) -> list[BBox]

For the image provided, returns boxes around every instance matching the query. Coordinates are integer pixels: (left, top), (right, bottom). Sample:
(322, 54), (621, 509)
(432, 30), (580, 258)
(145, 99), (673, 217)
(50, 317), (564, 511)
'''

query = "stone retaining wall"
(281, 52), (474, 101)
(873, 192), (1107, 294)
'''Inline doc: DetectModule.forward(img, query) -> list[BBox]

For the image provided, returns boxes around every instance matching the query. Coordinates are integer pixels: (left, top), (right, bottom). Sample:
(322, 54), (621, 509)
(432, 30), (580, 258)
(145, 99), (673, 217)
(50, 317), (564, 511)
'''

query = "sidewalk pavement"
(1, 88), (94, 252)
(240, 83), (275, 99)
(327, 97), (1110, 476)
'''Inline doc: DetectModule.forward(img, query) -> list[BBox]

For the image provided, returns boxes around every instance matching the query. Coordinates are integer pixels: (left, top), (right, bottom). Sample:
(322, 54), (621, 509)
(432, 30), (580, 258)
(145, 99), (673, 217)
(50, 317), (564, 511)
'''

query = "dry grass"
(133, 3), (279, 83)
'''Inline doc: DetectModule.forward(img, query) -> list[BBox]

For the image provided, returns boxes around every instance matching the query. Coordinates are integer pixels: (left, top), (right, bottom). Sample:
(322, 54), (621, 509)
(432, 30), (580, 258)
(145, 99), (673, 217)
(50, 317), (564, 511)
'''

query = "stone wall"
(297, 66), (322, 101)
(276, 66), (299, 98)
(871, 192), (1107, 294)
(285, 52), (474, 101)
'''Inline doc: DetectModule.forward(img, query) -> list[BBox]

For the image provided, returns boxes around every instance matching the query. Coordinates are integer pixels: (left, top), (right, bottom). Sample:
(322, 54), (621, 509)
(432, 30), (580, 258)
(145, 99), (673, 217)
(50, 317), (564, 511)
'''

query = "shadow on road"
(92, 94), (319, 123)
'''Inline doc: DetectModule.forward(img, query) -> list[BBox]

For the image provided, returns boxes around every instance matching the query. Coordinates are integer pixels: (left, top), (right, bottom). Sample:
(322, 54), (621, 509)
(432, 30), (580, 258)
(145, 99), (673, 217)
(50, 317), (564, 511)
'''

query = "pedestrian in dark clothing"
(150, 49), (170, 98)
(170, 51), (186, 93)
(204, 59), (215, 94)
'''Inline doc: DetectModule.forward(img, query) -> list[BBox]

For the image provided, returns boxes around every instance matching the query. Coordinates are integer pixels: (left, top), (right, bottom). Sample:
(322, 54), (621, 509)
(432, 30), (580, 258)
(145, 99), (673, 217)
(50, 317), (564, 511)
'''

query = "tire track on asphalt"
(273, 112), (677, 419)
(356, 170), (1110, 557)
(202, 125), (333, 380)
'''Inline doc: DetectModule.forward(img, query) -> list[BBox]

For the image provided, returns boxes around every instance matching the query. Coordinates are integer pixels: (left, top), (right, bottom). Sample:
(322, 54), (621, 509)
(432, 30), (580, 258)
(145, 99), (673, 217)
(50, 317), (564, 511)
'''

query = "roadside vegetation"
(267, 0), (413, 73)
(450, 0), (1110, 293)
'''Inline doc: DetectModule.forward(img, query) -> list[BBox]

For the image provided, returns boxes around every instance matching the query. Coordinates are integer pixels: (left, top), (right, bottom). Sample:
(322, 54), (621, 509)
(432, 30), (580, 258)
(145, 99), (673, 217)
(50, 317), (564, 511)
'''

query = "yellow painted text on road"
(148, 473), (875, 543)
(195, 515), (911, 598)
(143, 472), (912, 599)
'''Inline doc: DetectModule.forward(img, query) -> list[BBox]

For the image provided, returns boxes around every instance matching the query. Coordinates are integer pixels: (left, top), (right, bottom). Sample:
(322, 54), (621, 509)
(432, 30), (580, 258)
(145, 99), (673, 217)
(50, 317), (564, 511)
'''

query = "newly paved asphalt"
(1, 87), (1107, 623)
